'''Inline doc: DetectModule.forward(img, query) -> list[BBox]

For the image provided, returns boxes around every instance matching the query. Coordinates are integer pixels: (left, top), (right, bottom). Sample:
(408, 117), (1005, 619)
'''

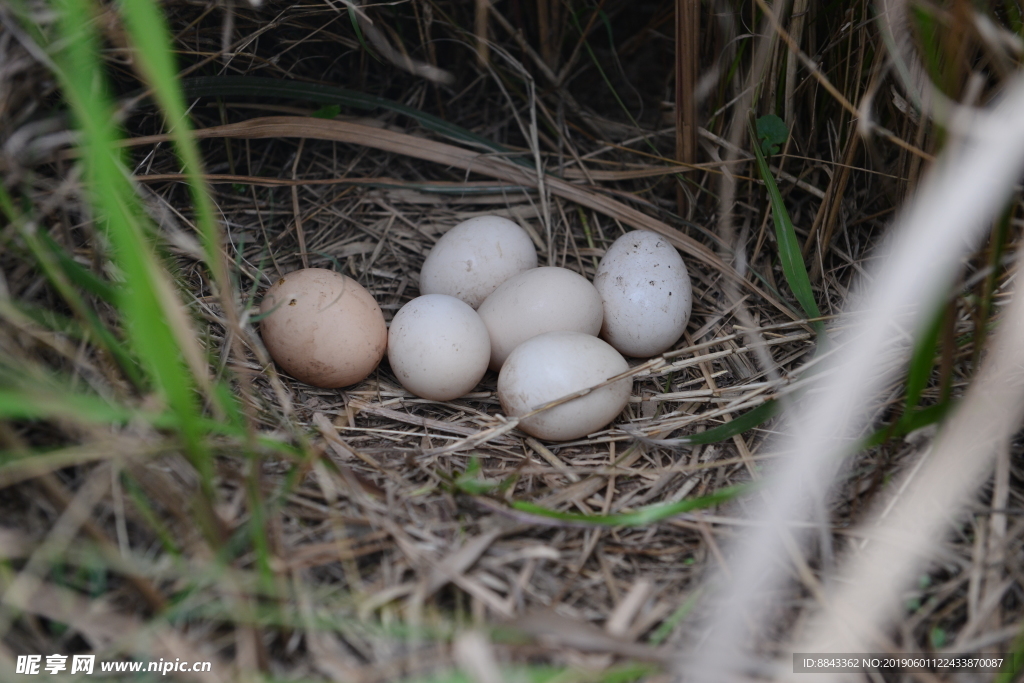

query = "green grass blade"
(647, 589), (702, 645)
(0, 379), (294, 451)
(122, 473), (183, 556)
(749, 119), (825, 338)
(510, 484), (749, 527)
(910, 4), (947, 96)
(973, 203), (1013, 367)
(675, 400), (780, 444)
(861, 401), (954, 450)
(4, 267), (140, 388)
(170, 76), (517, 160)
(8, 302), (80, 338)
(0, 387), (154, 425)
(45, 0), (213, 480)
(0, 186), (143, 387)
(902, 300), (945, 415)
(346, 5), (382, 64)
(35, 229), (119, 303)
(117, 0), (231, 311)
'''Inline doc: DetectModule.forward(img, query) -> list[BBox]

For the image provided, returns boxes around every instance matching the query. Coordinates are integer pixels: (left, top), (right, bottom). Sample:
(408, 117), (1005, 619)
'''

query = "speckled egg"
(498, 331), (631, 441)
(593, 230), (692, 357)
(419, 215), (538, 308)
(259, 268), (387, 388)
(476, 267), (604, 371)
(387, 294), (491, 401)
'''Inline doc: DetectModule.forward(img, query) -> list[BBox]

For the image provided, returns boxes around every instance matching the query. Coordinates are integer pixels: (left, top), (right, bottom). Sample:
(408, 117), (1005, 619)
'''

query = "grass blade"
(23, 1), (232, 546)
(171, 76), (515, 159)
(510, 484), (749, 527)
(647, 589), (702, 645)
(749, 118), (825, 338)
(676, 400), (779, 444)
(34, 229), (119, 304)
(902, 300), (945, 415)
(0, 186), (142, 386)
(117, 0), (228, 295)
(861, 401), (953, 450)
(0, 387), (154, 426)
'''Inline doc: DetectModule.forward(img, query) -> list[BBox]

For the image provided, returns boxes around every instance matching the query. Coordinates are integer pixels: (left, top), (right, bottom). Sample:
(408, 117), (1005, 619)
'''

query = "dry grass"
(2, 0), (1024, 681)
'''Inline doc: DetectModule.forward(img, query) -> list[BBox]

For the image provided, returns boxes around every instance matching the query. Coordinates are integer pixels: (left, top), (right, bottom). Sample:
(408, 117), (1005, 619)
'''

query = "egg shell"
(593, 230), (693, 357)
(419, 215), (538, 308)
(498, 331), (631, 441)
(259, 268), (387, 388)
(387, 294), (491, 401)
(476, 266), (604, 371)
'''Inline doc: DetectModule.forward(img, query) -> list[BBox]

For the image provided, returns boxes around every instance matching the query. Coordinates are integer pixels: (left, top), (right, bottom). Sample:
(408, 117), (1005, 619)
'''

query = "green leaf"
(510, 484), (749, 527)
(903, 301), (945, 415)
(749, 117), (825, 339)
(312, 104), (341, 119)
(756, 114), (788, 156)
(676, 400), (780, 444)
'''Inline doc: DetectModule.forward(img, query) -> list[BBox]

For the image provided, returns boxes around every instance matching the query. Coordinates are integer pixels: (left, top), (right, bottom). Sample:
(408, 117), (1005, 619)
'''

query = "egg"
(476, 267), (604, 371)
(593, 230), (693, 357)
(498, 331), (631, 441)
(419, 215), (538, 308)
(387, 294), (491, 401)
(259, 268), (387, 388)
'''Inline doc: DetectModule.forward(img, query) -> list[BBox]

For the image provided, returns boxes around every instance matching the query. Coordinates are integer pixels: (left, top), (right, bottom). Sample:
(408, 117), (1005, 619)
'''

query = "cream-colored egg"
(594, 230), (693, 357)
(259, 268), (387, 388)
(387, 294), (490, 401)
(419, 215), (538, 308)
(476, 267), (603, 371)
(498, 331), (631, 441)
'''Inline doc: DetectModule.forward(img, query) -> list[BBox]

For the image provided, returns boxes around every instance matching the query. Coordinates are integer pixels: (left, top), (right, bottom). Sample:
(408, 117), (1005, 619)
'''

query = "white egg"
(593, 230), (693, 357)
(387, 294), (491, 401)
(476, 267), (603, 371)
(419, 215), (538, 308)
(498, 331), (631, 441)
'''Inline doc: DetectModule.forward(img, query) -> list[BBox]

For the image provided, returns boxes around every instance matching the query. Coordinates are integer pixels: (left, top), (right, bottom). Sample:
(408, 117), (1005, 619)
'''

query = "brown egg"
(259, 268), (387, 388)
